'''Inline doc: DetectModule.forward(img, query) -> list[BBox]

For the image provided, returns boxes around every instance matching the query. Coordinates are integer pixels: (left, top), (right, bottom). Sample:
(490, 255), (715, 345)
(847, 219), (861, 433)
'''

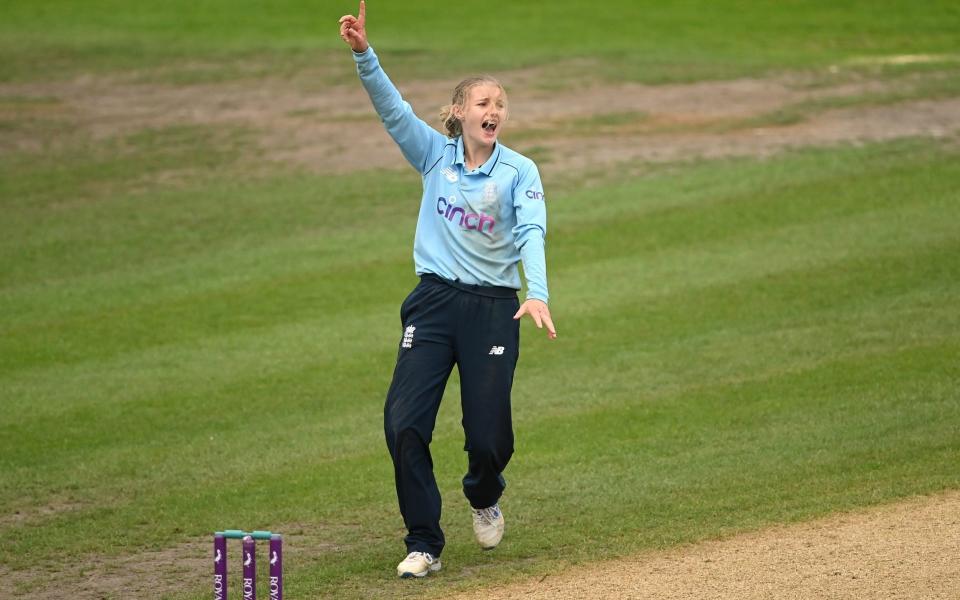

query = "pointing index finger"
(543, 314), (557, 338)
(359, 0), (366, 27)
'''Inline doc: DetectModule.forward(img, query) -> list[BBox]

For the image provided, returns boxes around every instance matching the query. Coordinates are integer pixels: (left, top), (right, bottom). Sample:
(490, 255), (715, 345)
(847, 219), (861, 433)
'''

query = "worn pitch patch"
(452, 491), (960, 600)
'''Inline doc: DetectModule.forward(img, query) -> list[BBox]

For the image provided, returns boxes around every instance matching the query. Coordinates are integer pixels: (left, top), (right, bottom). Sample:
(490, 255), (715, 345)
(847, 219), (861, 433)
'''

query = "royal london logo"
(437, 195), (495, 233)
(243, 550), (254, 600)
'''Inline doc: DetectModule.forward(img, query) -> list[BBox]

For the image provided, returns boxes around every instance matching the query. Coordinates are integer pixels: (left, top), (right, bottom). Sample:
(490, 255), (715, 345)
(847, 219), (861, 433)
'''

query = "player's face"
(459, 83), (507, 150)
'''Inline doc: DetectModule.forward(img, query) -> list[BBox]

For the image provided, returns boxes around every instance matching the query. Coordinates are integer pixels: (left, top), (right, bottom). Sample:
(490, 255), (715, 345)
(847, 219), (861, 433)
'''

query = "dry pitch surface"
(454, 491), (960, 600)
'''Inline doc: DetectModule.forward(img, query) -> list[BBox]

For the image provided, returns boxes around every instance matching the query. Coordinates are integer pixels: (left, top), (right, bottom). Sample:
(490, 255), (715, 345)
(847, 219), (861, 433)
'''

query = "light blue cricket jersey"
(353, 46), (549, 303)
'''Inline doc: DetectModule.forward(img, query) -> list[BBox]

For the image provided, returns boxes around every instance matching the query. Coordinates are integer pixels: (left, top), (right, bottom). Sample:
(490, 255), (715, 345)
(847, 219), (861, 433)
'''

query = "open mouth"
(482, 120), (498, 134)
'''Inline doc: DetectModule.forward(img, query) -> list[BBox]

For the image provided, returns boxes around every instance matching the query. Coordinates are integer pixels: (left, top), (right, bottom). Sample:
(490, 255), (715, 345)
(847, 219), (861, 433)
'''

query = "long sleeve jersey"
(353, 46), (549, 303)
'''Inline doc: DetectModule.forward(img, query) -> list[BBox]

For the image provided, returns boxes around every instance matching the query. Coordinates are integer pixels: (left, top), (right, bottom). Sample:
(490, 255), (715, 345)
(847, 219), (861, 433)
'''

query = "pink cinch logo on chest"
(437, 196), (495, 233)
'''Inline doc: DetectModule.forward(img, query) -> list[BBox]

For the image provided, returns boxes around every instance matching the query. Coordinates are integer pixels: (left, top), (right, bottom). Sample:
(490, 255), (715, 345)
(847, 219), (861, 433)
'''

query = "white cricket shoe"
(396, 551), (441, 578)
(472, 503), (505, 550)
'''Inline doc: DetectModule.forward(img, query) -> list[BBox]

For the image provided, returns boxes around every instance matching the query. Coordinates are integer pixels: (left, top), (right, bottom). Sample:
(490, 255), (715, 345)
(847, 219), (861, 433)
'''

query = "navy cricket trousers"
(384, 274), (520, 557)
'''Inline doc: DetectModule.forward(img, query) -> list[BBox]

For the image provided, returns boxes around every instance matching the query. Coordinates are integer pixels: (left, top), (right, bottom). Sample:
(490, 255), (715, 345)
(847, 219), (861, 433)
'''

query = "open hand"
(514, 299), (557, 340)
(338, 0), (369, 53)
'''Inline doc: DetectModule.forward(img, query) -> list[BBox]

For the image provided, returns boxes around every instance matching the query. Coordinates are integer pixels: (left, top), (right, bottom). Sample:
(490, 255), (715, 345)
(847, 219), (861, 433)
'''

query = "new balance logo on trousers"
(488, 346), (505, 355)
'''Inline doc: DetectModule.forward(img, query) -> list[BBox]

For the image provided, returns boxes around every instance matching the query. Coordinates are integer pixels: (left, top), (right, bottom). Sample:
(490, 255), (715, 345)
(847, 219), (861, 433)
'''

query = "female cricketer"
(339, 1), (557, 578)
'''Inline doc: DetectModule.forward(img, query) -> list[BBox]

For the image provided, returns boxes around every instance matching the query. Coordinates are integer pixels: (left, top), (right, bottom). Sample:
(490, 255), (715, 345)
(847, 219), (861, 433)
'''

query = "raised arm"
(338, 1), (446, 173)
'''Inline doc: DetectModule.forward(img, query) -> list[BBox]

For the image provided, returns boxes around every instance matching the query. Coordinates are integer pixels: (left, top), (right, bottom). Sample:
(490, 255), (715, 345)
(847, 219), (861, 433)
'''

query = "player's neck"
(463, 139), (494, 171)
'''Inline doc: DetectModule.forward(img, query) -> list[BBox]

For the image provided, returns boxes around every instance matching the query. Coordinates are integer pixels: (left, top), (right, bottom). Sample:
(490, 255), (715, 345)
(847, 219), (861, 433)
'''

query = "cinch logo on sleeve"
(525, 190), (545, 200)
(437, 196), (495, 233)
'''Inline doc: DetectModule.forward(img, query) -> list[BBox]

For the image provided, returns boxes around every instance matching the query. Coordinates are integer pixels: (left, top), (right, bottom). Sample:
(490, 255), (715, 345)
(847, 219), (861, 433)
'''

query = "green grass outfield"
(2, 1), (960, 598)
(2, 0), (960, 82)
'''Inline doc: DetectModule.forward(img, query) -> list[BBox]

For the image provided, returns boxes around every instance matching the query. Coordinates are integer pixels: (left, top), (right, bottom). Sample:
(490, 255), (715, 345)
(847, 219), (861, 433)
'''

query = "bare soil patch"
(5, 522), (348, 599)
(2, 66), (958, 178)
(8, 493), (955, 598)
(544, 97), (960, 176)
(0, 498), (85, 529)
(452, 491), (960, 600)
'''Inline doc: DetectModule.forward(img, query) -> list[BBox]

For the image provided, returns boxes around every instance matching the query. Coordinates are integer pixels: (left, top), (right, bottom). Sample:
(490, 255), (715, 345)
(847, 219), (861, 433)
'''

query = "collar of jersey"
(454, 136), (501, 176)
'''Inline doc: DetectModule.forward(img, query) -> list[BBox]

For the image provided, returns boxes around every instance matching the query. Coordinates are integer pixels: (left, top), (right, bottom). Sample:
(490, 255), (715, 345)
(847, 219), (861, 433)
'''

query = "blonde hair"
(439, 76), (508, 138)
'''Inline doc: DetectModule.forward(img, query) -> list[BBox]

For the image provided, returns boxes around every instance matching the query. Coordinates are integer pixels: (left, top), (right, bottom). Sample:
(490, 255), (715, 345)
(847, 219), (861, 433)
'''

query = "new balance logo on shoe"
(488, 346), (505, 355)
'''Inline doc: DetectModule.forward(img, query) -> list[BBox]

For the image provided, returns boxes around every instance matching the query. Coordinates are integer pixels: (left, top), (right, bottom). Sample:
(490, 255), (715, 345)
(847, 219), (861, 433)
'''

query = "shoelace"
(405, 551), (434, 564)
(472, 505), (500, 525)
